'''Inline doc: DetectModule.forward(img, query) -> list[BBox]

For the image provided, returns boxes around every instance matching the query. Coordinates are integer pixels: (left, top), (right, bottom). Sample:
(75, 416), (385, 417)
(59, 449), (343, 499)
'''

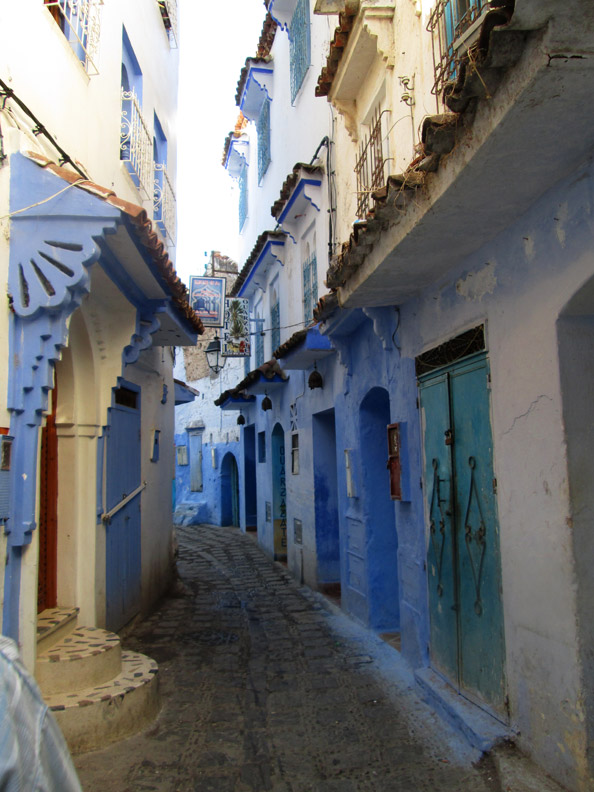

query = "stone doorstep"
(414, 667), (511, 754)
(46, 651), (161, 755)
(36, 626), (123, 696)
(36, 607), (79, 655)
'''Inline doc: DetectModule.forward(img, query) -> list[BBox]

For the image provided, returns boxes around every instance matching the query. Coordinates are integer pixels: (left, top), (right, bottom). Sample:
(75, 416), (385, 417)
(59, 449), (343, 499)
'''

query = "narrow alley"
(74, 524), (501, 792)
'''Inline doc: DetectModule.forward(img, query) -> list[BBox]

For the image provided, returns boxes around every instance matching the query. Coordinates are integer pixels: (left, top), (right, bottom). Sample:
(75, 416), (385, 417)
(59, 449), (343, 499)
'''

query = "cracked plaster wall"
(401, 154), (594, 790)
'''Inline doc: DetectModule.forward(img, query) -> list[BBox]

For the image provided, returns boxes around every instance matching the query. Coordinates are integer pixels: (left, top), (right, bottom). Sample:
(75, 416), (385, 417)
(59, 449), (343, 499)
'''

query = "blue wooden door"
(105, 384), (141, 631)
(420, 353), (506, 712)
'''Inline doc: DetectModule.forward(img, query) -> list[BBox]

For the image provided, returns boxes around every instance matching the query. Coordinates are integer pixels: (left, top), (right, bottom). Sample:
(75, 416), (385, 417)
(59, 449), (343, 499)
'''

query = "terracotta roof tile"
(214, 359), (287, 406)
(221, 113), (248, 166)
(235, 12), (278, 106)
(230, 230), (287, 297)
(325, 1), (526, 291)
(270, 163), (324, 220)
(315, 11), (357, 98)
(23, 151), (204, 335)
(273, 328), (309, 359)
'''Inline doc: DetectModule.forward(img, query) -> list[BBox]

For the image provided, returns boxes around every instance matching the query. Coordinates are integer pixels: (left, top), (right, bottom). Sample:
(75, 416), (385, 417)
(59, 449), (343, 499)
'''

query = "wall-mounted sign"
(222, 297), (251, 357)
(189, 276), (226, 327)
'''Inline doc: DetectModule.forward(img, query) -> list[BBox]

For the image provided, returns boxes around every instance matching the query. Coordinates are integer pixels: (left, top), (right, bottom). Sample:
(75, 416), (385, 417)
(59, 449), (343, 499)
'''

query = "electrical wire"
(0, 179), (86, 220)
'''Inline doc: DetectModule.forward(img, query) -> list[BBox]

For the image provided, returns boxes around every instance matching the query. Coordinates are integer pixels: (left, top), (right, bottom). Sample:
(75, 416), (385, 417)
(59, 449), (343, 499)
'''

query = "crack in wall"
(502, 394), (553, 436)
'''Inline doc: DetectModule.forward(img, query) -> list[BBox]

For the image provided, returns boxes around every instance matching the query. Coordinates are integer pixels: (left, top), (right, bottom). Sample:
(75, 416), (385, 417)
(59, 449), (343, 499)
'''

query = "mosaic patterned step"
(46, 651), (160, 755)
(37, 626), (122, 696)
(36, 607), (79, 655)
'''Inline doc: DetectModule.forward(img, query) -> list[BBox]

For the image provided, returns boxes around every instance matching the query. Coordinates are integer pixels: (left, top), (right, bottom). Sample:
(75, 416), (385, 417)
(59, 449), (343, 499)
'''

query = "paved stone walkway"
(74, 524), (499, 792)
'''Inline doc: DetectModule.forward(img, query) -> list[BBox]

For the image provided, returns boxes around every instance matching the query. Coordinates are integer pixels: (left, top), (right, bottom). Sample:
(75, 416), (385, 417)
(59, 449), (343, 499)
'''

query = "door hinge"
(444, 429), (453, 446)
(416, 397), (419, 409)
(420, 477), (423, 490)
(493, 477), (498, 494)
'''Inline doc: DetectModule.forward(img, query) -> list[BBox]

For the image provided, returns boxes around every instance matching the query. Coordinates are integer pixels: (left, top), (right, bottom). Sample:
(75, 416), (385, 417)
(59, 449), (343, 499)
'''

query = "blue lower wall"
(173, 434), (240, 527)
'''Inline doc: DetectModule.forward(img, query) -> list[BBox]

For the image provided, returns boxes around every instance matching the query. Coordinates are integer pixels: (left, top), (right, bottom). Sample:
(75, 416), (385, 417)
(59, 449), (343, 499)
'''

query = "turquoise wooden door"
(419, 353), (506, 712)
(105, 384), (141, 632)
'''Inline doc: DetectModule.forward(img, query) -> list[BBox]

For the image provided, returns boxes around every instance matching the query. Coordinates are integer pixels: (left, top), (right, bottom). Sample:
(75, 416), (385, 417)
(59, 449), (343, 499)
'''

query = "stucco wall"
(398, 155), (594, 790)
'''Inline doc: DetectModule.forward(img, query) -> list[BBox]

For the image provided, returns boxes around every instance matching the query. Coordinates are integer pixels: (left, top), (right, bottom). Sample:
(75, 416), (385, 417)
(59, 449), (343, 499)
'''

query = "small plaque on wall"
(266, 501), (272, 522)
(294, 518), (303, 545)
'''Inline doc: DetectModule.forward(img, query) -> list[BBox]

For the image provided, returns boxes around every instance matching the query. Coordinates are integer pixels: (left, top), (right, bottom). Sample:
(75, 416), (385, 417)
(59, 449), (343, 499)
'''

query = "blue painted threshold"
(415, 667), (513, 754)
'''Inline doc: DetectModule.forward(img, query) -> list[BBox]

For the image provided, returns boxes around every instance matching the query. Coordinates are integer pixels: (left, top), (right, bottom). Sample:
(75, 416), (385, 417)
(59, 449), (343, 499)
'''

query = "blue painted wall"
(173, 432), (240, 527)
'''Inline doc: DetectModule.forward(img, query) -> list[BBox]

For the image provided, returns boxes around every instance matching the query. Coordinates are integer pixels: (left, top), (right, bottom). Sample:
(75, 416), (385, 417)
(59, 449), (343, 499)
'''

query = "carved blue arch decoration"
(3, 154), (119, 638)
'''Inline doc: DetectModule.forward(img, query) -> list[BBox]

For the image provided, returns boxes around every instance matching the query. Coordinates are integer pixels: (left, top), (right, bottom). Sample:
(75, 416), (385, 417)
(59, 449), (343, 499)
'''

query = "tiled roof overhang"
(324, 0), (594, 309)
(231, 231), (288, 297)
(235, 12), (277, 106)
(214, 359), (288, 407)
(236, 58), (274, 121)
(315, 11), (358, 98)
(216, 393), (257, 411)
(270, 162), (324, 223)
(222, 113), (249, 170)
(274, 324), (334, 369)
(174, 379), (199, 405)
(22, 151), (204, 338)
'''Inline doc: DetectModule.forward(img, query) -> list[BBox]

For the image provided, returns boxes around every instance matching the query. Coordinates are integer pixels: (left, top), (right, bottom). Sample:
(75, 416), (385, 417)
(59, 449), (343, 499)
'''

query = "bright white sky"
(175, 0), (266, 287)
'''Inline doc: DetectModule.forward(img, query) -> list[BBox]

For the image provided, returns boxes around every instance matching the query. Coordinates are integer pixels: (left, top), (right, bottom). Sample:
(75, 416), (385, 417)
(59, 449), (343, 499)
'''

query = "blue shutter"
(271, 299), (280, 353)
(257, 99), (271, 183)
(289, 0), (310, 103)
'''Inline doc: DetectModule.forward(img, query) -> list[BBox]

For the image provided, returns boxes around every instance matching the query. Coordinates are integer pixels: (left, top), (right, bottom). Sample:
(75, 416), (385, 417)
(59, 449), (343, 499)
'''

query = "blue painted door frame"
(419, 352), (506, 712)
(104, 381), (141, 632)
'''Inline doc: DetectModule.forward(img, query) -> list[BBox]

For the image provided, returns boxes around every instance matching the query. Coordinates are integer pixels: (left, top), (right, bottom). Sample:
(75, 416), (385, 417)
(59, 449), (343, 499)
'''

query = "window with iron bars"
(156, 0), (178, 48)
(428, 0), (487, 97)
(355, 107), (389, 220)
(255, 321), (265, 367)
(120, 87), (153, 199)
(238, 163), (248, 231)
(44, 0), (103, 75)
(257, 98), (271, 183)
(270, 295), (280, 354)
(302, 249), (318, 323)
(289, 0), (311, 104)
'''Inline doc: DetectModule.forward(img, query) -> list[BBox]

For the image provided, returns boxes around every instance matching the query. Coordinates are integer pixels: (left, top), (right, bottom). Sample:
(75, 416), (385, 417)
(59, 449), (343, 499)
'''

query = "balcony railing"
(120, 88), (153, 199)
(156, 0), (178, 48)
(428, 0), (487, 97)
(355, 107), (388, 220)
(44, 0), (103, 75)
(154, 163), (177, 245)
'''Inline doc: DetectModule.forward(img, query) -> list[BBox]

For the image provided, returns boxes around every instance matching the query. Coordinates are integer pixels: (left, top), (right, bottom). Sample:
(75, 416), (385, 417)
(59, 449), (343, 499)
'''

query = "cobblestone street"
(74, 524), (500, 792)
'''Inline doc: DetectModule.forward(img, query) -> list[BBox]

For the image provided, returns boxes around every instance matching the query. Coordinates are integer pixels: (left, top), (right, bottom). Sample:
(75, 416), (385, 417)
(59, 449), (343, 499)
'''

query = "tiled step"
(36, 607), (79, 655)
(46, 651), (160, 755)
(36, 626), (122, 696)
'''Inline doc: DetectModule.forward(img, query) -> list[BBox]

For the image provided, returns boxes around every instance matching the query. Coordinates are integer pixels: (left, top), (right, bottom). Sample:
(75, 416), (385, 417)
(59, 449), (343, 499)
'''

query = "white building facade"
(0, 0), (200, 750)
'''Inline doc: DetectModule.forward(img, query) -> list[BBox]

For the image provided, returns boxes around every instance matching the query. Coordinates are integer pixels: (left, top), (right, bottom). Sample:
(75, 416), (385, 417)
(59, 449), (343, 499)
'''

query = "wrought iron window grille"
(120, 87), (153, 199)
(428, 0), (487, 97)
(44, 0), (103, 75)
(302, 251), (318, 322)
(156, 0), (178, 48)
(257, 99), (272, 184)
(289, 0), (311, 103)
(255, 323), (265, 367)
(270, 299), (281, 353)
(153, 162), (176, 245)
(238, 164), (248, 231)
(355, 107), (390, 220)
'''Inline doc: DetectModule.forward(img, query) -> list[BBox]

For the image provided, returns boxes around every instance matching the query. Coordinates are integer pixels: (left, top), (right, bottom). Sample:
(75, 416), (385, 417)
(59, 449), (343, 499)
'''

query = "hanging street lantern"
(262, 394), (272, 411)
(308, 362), (323, 390)
(205, 335), (226, 374)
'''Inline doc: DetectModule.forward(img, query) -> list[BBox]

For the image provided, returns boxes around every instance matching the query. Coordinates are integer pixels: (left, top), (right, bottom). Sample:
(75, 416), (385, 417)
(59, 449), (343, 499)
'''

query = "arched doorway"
(359, 387), (399, 631)
(243, 425), (257, 532)
(221, 452), (239, 527)
(272, 423), (287, 561)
